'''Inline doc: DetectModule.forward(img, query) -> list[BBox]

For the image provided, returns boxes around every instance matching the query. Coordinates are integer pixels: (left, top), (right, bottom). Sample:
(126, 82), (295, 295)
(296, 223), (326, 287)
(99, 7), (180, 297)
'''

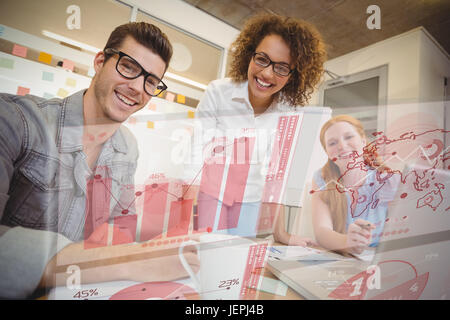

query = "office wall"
(309, 28), (423, 107)
(418, 30), (450, 104)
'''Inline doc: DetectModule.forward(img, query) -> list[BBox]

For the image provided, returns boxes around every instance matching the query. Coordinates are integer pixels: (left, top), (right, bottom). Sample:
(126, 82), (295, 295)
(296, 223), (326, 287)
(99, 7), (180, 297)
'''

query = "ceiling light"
(164, 71), (208, 90)
(42, 30), (101, 54)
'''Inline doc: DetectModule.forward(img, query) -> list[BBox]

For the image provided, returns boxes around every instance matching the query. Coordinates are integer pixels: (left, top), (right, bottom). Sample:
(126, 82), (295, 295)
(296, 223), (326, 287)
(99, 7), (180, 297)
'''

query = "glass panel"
(0, 0), (131, 53)
(136, 10), (223, 86)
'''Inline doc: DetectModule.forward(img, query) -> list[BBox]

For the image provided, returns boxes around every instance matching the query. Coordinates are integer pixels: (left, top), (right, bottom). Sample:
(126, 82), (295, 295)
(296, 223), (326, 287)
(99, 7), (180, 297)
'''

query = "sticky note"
(66, 78), (76, 87)
(0, 25), (4, 36)
(147, 121), (154, 129)
(57, 88), (69, 98)
(62, 59), (75, 71)
(38, 52), (52, 64)
(42, 71), (54, 82)
(0, 57), (14, 69)
(177, 94), (186, 104)
(43, 92), (54, 99)
(17, 86), (30, 96)
(148, 103), (157, 111)
(165, 92), (175, 102)
(12, 44), (27, 58)
(187, 111), (195, 119)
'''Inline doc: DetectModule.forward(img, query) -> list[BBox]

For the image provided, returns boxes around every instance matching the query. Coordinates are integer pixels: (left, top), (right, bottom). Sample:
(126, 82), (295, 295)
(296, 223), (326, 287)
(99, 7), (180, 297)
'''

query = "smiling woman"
(311, 115), (400, 254)
(182, 13), (326, 242)
(228, 13), (326, 110)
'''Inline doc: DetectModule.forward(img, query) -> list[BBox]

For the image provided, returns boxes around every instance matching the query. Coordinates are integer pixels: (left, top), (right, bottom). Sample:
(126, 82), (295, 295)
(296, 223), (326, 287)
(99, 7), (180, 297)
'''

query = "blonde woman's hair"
(318, 115), (388, 233)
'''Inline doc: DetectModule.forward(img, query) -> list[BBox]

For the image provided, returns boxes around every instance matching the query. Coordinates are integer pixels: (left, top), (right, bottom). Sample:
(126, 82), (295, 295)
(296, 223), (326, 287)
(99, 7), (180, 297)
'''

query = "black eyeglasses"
(104, 48), (168, 97)
(252, 52), (293, 77)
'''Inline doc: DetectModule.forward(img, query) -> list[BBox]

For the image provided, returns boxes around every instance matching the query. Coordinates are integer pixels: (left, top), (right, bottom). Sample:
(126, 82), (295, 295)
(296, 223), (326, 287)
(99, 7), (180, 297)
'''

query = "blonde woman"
(311, 115), (399, 254)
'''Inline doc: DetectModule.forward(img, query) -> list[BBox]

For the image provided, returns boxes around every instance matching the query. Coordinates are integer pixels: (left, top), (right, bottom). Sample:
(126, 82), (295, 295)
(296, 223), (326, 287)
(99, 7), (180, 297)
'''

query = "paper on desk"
(48, 277), (195, 300)
(251, 276), (288, 296)
(269, 246), (353, 261)
(352, 248), (376, 262)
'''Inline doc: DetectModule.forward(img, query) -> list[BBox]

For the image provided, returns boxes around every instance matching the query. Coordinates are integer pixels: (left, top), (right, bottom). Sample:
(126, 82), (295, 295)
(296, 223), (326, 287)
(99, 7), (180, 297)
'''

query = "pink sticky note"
(148, 103), (157, 111)
(17, 86), (30, 96)
(62, 59), (75, 71)
(12, 44), (27, 58)
(165, 92), (175, 102)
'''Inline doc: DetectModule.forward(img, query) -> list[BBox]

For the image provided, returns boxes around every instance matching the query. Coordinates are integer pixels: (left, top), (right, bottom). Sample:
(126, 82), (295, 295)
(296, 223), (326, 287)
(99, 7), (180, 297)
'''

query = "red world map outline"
(311, 128), (450, 218)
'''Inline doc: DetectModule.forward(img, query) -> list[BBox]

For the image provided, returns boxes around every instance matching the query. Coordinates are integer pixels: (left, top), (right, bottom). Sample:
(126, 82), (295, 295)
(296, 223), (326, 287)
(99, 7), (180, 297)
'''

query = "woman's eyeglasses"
(252, 52), (293, 77)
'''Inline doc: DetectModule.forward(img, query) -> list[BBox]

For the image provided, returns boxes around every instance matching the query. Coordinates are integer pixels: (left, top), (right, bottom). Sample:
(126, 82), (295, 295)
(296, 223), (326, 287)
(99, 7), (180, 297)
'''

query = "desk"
(38, 240), (307, 300)
(253, 266), (303, 300)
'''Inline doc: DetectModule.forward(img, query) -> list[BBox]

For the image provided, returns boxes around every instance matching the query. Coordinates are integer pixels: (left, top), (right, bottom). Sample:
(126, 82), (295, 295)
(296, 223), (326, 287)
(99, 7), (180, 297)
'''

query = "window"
(136, 10), (223, 86)
(319, 65), (388, 141)
(0, 0), (132, 54)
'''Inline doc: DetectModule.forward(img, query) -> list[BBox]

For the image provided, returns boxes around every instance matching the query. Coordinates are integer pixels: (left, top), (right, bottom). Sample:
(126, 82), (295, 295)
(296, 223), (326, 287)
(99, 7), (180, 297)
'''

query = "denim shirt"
(0, 90), (138, 298)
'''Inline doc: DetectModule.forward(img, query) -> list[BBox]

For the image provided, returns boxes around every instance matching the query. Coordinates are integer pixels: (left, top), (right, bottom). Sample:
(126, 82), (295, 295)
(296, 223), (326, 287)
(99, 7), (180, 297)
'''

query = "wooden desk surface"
(253, 266), (304, 300)
(38, 240), (307, 300)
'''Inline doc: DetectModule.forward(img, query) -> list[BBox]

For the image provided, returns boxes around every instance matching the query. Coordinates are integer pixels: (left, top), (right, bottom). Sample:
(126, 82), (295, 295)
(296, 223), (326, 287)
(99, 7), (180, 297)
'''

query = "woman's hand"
(345, 219), (375, 254)
(287, 235), (318, 247)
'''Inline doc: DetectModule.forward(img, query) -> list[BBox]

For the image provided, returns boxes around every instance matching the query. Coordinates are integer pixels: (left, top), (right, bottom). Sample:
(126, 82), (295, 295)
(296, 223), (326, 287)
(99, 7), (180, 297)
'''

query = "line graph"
(82, 133), (271, 248)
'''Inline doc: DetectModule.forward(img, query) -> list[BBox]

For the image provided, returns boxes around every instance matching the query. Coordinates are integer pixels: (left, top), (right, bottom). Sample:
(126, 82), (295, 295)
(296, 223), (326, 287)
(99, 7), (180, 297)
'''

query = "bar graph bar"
(140, 182), (169, 241)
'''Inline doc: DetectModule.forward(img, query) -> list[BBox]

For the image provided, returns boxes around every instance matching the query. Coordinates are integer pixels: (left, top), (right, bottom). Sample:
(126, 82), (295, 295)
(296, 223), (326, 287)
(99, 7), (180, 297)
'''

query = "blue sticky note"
(0, 57), (14, 69)
(0, 25), (4, 36)
(43, 92), (54, 99)
(42, 71), (54, 82)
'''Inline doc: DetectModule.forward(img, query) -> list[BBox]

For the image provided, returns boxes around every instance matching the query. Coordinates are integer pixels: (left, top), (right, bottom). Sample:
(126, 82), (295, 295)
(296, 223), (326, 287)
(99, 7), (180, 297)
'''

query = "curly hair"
(228, 14), (326, 107)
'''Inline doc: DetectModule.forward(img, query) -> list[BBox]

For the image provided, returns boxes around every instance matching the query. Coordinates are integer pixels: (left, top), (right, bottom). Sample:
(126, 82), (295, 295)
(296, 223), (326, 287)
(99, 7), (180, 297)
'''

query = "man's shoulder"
(118, 124), (137, 144)
(0, 93), (63, 119)
(0, 92), (62, 107)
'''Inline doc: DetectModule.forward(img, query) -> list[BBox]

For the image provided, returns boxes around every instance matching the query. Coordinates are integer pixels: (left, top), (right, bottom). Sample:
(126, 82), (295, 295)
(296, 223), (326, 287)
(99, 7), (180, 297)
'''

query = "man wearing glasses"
(0, 22), (198, 299)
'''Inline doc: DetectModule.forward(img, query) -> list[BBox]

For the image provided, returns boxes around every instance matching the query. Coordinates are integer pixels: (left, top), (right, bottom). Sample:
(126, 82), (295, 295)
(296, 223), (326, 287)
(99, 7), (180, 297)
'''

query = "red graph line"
(378, 259), (419, 279)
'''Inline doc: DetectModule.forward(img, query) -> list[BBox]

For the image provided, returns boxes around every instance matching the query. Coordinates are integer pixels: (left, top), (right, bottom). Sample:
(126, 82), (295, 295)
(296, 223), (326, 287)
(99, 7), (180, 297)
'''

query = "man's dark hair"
(103, 22), (173, 71)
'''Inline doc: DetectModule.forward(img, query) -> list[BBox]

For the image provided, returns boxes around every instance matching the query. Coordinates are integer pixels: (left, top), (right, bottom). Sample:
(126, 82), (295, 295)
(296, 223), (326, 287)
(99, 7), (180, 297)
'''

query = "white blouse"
(183, 78), (298, 204)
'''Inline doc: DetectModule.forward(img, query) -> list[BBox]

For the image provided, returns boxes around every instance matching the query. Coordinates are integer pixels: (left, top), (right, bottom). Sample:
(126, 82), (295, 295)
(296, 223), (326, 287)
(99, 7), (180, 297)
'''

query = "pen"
(270, 247), (282, 254)
(357, 223), (373, 230)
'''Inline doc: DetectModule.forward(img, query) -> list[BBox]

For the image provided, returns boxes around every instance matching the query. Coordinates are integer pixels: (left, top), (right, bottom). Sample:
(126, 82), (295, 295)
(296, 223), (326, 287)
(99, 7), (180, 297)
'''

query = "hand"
(122, 244), (200, 283)
(345, 219), (375, 254)
(86, 223), (200, 283)
(287, 235), (318, 247)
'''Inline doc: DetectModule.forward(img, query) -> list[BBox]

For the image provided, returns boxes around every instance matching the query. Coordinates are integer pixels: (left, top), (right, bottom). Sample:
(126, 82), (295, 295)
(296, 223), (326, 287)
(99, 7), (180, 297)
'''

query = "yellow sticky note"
(57, 88), (69, 98)
(177, 94), (186, 104)
(38, 52), (52, 64)
(147, 121), (154, 129)
(187, 111), (195, 119)
(66, 78), (76, 87)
